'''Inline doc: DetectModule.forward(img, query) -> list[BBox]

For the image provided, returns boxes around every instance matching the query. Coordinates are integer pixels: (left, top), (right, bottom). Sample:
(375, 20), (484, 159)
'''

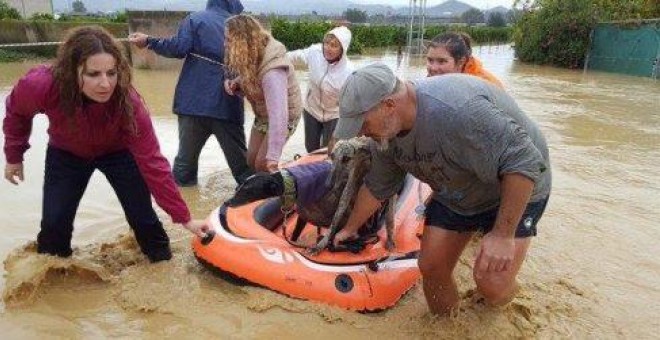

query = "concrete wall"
(127, 10), (190, 69)
(0, 21), (128, 57)
(6, 0), (52, 18)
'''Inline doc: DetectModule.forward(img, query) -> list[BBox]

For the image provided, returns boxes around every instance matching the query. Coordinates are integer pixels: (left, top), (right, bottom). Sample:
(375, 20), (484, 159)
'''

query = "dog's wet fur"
(225, 137), (396, 254)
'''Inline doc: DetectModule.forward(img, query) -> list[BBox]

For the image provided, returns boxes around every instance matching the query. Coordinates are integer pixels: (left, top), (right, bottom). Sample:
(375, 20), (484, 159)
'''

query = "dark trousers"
(38, 147), (171, 262)
(173, 115), (252, 186)
(303, 110), (338, 153)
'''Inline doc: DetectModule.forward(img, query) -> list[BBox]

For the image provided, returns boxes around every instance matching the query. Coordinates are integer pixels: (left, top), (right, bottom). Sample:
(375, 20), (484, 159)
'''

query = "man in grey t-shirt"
(332, 63), (551, 315)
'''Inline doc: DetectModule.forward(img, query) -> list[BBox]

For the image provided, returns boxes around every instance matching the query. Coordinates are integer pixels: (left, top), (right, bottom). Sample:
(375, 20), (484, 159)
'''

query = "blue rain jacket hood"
(147, 0), (244, 123)
(207, 0), (243, 13)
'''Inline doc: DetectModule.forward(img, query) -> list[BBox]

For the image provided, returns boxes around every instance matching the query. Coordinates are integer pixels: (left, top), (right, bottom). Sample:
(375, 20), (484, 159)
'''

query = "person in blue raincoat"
(129, 0), (251, 186)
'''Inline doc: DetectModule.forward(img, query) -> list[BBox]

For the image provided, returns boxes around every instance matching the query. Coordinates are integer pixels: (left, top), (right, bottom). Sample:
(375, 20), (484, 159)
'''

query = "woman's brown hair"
(52, 26), (135, 132)
(224, 14), (270, 99)
(429, 31), (473, 70)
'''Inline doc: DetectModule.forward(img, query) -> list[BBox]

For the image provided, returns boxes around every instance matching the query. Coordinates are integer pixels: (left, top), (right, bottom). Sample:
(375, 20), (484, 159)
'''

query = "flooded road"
(1, 45), (659, 338)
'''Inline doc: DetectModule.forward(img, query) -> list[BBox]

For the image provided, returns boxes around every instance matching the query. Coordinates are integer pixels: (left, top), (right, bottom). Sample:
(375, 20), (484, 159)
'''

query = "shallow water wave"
(3, 234), (144, 307)
(2, 197), (590, 338)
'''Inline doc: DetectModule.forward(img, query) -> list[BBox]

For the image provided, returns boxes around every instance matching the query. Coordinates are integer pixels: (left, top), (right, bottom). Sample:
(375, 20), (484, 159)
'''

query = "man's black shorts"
(425, 197), (549, 238)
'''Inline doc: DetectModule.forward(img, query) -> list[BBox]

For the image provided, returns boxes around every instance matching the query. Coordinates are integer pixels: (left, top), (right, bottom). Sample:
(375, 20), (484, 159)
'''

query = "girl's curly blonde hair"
(224, 14), (270, 99)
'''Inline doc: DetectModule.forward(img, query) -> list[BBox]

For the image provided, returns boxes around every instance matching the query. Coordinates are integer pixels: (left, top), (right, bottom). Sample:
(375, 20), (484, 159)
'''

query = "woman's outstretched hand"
(128, 32), (149, 49)
(183, 219), (210, 238)
(4, 163), (24, 185)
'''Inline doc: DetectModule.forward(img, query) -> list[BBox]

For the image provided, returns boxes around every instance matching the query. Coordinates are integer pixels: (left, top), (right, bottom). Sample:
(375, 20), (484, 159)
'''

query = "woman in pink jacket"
(3, 26), (208, 262)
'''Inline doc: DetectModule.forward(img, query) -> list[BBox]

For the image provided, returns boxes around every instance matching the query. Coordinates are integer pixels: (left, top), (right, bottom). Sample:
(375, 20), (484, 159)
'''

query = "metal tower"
(406, 0), (428, 55)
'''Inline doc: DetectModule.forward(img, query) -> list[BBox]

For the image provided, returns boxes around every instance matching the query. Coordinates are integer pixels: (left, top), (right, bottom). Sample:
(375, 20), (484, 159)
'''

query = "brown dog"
(225, 137), (396, 254)
(306, 137), (395, 254)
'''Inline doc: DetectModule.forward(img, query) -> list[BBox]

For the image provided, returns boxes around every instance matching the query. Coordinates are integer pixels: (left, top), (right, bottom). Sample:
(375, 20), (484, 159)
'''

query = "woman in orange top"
(426, 32), (504, 88)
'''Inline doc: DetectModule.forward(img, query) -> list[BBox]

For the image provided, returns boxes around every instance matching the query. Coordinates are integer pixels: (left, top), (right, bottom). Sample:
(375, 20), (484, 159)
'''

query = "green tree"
(111, 11), (128, 23)
(30, 12), (54, 20)
(487, 11), (507, 27)
(513, 0), (596, 68)
(514, 0), (657, 21)
(512, 0), (658, 69)
(506, 9), (520, 24)
(72, 0), (87, 13)
(461, 8), (485, 26)
(590, 0), (660, 20)
(343, 8), (367, 23)
(0, 0), (21, 19)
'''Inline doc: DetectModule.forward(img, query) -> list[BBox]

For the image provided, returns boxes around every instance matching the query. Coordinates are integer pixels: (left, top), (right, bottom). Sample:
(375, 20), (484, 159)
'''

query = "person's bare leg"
(418, 225), (473, 315)
(246, 129), (264, 170)
(473, 237), (531, 306)
(254, 132), (270, 172)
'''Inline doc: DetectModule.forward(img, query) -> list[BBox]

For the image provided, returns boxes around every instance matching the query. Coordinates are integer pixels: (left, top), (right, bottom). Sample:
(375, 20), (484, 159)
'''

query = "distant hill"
(242, 0), (398, 16)
(52, 0), (207, 12)
(52, 0), (396, 15)
(349, 4), (398, 16)
(396, 0), (475, 17)
(52, 0), (476, 17)
(485, 5), (510, 15)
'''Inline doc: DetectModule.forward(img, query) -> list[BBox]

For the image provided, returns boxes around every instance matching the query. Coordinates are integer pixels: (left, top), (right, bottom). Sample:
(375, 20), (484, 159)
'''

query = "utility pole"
(406, 0), (427, 55)
(19, 0), (26, 18)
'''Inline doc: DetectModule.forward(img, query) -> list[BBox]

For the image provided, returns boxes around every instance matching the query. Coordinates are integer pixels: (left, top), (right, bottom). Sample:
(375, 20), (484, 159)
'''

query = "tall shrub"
(513, 0), (597, 68)
(512, 0), (658, 68)
(271, 20), (512, 55)
(0, 0), (20, 20)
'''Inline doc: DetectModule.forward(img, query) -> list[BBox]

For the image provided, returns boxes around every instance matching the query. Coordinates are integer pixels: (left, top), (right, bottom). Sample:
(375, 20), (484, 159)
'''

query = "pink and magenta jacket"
(3, 65), (191, 223)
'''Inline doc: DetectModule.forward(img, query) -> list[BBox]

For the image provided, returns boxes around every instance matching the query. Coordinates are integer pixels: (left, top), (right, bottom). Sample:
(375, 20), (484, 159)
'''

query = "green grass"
(0, 49), (42, 62)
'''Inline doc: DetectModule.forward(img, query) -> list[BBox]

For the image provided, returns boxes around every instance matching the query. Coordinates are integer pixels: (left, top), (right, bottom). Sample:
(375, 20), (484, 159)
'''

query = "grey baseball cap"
(334, 63), (397, 140)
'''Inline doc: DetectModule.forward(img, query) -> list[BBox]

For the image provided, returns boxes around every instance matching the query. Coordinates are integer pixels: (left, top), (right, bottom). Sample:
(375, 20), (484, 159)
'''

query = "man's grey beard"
(377, 138), (389, 151)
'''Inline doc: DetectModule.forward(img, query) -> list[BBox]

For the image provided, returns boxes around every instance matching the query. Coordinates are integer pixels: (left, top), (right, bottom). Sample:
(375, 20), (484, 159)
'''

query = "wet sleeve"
(262, 68), (290, 163)
(126, 89), (191, 224)
(364, 141), (407, 200)
(3, 67), (50, 164)
(147, 16), (194, 59)
(450, 97), (546, 184)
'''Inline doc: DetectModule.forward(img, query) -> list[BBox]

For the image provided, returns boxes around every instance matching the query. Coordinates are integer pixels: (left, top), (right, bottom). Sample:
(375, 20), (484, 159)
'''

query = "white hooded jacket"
(286, 26), (353, 122)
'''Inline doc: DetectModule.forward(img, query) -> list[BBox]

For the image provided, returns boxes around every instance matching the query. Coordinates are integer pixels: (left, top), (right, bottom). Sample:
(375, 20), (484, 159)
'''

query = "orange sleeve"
(463, 57), (504, 89)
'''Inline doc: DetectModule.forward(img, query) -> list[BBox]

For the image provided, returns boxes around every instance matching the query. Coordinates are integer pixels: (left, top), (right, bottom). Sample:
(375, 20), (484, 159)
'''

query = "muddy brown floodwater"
(0, 46), (658, 338)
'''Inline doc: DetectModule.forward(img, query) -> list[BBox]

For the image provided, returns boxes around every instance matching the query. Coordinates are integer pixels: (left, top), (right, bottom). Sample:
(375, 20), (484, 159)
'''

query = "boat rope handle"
(280, 210), (310, 249)
(0, 38), (128, 48)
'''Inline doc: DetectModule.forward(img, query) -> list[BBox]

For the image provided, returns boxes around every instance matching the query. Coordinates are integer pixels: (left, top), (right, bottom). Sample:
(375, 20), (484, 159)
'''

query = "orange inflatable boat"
(192, 155), (432, 312)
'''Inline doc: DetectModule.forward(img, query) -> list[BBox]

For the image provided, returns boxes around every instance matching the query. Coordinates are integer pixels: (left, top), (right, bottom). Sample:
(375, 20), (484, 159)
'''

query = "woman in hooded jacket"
(286, 26), (354, 153)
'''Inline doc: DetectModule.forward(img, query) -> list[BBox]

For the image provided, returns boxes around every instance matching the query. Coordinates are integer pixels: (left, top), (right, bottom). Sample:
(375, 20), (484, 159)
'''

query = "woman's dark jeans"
(38, 146), (171, 262)
(303, 110), (338, 153)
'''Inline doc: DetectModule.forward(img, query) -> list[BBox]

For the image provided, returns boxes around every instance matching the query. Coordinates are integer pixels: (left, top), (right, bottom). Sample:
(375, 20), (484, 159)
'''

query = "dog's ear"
(225, 172), (284, 207)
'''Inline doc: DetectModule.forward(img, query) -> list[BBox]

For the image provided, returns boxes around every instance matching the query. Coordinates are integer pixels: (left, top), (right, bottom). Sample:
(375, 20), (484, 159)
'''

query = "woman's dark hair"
(429, 31), (473, 63)
(52, 26), (135, 132)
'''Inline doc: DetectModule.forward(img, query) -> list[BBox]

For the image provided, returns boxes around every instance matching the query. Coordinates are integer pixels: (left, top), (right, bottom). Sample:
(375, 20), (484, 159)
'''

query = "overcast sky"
(353, 0), (515, 10)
